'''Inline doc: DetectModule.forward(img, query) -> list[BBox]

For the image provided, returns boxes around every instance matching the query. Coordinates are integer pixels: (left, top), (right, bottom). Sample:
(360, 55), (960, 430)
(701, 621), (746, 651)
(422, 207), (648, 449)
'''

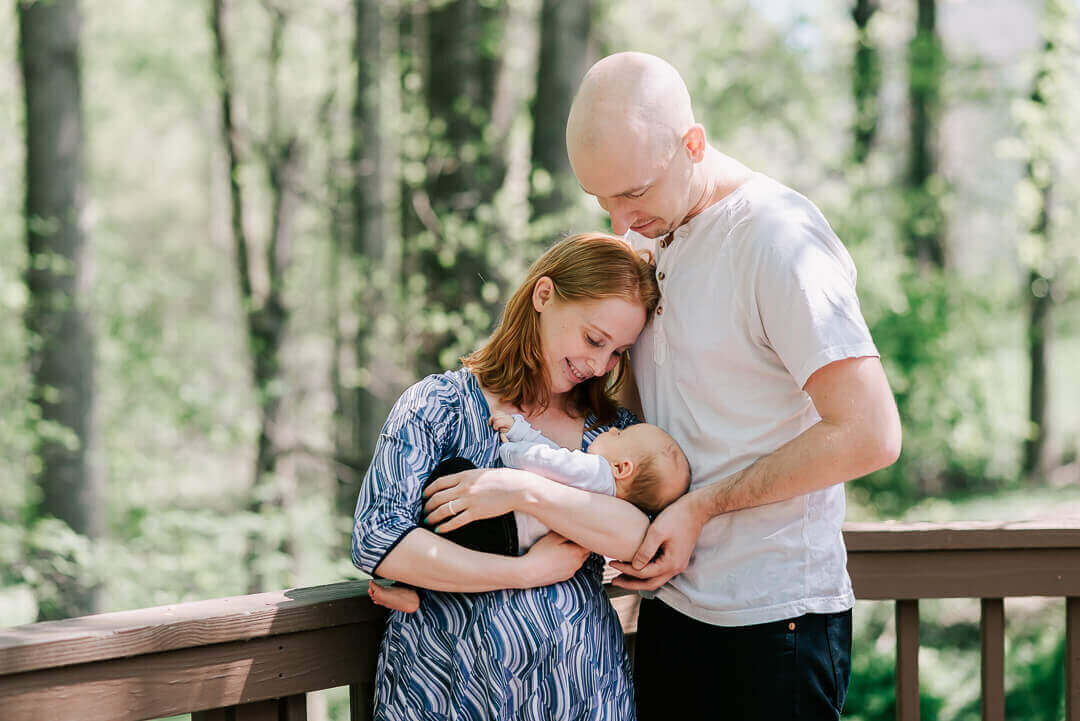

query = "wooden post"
(1068, 596), (1079, 721)
(980, 598), (1005, 721)
(896, 600), (919, 721)
(349, 683), (374, 721)
(194, 695), (306, 720)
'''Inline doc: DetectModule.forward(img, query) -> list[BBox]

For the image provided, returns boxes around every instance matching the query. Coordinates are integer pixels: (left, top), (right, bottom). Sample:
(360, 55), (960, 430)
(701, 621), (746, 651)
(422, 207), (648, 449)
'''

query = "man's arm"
(610, 355), (901, 590)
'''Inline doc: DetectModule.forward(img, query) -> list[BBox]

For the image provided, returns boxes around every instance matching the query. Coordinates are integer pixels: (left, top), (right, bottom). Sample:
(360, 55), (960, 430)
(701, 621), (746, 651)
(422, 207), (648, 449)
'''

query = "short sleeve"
(350, 374), (461, 575)
(750, 209), (878, 389)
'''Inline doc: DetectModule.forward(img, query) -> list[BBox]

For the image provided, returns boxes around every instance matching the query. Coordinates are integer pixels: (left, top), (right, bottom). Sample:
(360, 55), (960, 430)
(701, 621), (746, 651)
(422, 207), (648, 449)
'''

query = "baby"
(490, 411), (691, 553)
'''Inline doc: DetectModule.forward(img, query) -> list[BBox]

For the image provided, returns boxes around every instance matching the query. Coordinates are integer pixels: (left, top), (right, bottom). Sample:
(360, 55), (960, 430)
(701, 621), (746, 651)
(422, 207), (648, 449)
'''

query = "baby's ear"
(612, 459), (635, 480)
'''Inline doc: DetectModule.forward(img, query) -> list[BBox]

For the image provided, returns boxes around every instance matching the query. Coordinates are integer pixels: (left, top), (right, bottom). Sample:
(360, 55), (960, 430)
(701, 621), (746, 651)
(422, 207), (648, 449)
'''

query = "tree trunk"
(1022, 33), (1056, 480)
(338, 0), (403, 518)
(408, 0), (501, 377)
(210, 0), (298, 593)
(851, 0), (880, 164)
(531, 0), (591, 218)
(18, 0), (104, 620)
(906, 0), (946, 270)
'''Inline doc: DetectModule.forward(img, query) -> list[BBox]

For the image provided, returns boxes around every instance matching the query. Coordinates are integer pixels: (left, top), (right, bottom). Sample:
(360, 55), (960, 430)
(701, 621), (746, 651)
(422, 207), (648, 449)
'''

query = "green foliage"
(0, 3), (1079, 717)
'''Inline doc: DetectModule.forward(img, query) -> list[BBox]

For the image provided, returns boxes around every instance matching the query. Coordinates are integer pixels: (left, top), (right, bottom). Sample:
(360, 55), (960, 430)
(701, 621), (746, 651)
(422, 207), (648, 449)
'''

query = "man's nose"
(601, 197), (632, 235)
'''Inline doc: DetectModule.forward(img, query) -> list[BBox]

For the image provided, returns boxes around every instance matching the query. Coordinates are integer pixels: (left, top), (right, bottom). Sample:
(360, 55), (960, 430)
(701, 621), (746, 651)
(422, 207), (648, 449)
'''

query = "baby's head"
(588, 423), (690, 514)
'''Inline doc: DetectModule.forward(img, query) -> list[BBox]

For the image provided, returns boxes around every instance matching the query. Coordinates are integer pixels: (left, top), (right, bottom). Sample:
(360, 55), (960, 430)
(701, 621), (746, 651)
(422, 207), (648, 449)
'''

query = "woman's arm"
(375, 526), (591, 591)
(423, 467), (650, 562)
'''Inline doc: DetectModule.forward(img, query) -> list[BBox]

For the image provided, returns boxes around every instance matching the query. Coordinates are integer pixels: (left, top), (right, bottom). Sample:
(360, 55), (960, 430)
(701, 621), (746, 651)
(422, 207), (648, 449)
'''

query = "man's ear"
(532, 276), (555, 312)
(612, 459), (635, 480)
(683, 124), (706, 163)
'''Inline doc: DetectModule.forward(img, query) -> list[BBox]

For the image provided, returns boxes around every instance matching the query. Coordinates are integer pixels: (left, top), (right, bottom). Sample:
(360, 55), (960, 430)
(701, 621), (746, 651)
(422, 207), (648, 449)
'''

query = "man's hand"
(489, 412), (515, 442)
(367, 580), (420, 613)
(423, 467), (525, 532)
(609, 491), (706, 591)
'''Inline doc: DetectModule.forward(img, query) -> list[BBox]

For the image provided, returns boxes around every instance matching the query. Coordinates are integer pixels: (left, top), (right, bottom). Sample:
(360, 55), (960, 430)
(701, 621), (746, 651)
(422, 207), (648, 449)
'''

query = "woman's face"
(532, 277), (647, 395)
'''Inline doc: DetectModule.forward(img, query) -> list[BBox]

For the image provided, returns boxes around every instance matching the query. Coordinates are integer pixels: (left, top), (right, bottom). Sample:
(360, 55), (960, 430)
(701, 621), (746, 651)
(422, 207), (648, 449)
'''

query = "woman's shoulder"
(613, 406), (641, 429)
(586, 406), (641, 436)
(387, 369), (473, 427)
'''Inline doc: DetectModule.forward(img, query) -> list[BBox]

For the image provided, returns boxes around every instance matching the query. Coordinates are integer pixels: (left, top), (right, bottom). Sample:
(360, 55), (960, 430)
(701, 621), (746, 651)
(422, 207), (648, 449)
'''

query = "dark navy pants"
(633, 597), (852, 720)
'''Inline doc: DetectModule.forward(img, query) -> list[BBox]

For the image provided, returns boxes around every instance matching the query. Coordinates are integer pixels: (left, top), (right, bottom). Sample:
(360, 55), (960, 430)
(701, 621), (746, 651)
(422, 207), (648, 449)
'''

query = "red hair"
(463, 233), (659, 425)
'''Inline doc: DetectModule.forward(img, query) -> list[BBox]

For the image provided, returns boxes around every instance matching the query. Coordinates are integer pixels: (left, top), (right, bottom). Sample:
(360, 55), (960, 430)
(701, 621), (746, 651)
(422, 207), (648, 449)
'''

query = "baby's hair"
(623, 435), (691, 514)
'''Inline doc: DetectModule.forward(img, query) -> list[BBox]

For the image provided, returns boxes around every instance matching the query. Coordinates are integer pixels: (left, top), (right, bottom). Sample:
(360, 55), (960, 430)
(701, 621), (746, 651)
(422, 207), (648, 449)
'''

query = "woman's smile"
(566, 358), (590, 383)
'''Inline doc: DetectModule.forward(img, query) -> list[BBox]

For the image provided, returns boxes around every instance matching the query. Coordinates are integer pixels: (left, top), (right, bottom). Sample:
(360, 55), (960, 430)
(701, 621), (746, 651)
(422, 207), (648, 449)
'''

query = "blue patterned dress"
(352, 368), (637, 720)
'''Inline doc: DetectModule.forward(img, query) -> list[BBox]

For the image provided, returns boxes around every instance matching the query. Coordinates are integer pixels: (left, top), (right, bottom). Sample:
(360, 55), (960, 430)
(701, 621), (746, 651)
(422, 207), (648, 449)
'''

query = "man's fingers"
(631, 531), (664, 570)
(610, 571), (677, 592)
(609, 558), (668, 580)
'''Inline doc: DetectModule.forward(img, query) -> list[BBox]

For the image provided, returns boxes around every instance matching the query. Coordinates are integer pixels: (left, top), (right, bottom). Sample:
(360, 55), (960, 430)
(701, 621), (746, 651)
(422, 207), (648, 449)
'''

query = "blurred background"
(2, 0), (1078, 718)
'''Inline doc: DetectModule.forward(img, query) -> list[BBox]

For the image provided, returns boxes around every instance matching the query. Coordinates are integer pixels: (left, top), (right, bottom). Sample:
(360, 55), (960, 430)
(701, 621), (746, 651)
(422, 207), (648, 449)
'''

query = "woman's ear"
(612, 459), (635, 480)
(532, 276), (555, 312)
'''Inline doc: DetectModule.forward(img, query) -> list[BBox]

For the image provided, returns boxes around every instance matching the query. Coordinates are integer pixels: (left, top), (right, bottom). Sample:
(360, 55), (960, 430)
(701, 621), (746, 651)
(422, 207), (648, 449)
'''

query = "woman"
(351, 233), (658, 720)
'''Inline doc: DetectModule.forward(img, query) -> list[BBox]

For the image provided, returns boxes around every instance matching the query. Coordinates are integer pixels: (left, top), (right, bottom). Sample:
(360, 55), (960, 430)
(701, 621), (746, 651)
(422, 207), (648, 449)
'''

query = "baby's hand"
(489, 412), (515, 442)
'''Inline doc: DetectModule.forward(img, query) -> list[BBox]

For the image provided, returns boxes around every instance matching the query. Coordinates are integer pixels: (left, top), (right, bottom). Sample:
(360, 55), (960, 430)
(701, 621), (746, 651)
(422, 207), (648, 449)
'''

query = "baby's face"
(588, 424), (669, 465)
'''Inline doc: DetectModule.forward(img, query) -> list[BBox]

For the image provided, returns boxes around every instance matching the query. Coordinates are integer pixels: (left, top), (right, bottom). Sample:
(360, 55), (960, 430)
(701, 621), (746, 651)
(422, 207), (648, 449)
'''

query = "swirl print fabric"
(352, 369), (637, 720)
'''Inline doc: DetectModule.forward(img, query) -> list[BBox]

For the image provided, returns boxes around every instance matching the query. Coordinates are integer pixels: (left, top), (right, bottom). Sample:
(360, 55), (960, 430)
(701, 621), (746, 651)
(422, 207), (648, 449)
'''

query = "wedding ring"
(449, 500), (458, 515)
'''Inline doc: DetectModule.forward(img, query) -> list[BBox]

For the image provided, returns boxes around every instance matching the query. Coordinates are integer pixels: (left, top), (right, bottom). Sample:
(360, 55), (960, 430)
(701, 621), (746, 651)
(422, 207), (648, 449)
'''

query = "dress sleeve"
(350, 374), (461, 575)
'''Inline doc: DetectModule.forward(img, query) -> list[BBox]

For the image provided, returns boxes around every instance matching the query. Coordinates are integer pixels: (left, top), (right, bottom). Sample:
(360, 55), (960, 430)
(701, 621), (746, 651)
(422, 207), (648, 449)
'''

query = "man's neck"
(680, 147), (752, 228)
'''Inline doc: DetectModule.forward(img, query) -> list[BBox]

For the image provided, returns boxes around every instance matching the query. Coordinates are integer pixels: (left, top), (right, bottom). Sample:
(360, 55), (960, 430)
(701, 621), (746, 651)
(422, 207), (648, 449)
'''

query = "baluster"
(1068, 597), (1079, 721)
(896, 599), (919, 721)
(350, 682), (375, 721)
(980, 598), (1004, 721)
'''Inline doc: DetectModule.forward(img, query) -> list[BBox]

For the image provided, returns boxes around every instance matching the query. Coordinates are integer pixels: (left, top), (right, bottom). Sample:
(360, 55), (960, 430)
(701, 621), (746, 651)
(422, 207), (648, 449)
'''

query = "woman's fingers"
(423, 487), (462, 522)
(434, 509), (475, 534)
(422, 474), (457, 499)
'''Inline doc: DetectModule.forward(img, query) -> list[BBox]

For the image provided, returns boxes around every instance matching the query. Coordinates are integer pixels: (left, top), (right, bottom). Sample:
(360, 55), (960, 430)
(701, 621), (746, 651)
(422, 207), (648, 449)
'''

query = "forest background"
(2, 0), (1080, 719)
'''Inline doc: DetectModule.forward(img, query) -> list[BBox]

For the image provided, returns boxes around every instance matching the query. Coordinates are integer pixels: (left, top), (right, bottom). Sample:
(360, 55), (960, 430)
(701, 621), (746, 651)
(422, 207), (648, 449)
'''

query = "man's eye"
(627, 188), (647, 199)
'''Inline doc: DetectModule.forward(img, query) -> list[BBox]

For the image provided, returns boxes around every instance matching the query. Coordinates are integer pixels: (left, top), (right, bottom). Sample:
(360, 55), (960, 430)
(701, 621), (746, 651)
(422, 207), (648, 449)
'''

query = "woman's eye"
(586, 335), (602, 347)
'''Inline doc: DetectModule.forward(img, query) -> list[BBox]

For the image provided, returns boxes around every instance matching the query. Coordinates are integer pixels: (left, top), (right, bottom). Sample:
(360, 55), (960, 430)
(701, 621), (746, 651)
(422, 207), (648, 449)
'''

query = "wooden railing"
(0, 521), (1077, 721)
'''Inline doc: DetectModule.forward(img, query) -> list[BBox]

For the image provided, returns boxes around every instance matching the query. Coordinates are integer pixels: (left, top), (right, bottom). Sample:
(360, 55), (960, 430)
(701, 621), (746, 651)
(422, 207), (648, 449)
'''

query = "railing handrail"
(0, 581), (386, 677)
(2, 521), (1078, 676)
(1, 520), (1077, 721)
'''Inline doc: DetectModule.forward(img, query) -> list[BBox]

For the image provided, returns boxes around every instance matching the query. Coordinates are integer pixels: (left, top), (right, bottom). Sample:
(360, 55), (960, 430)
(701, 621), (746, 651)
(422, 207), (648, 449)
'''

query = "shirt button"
(657, 271), (665, 281)
(788, 622), (796, 631)
(656, 305), (664, 316)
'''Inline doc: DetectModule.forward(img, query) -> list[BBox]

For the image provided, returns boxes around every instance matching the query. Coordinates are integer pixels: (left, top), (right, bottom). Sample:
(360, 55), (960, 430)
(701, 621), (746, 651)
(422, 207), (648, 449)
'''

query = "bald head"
(567, 52), (695, 167)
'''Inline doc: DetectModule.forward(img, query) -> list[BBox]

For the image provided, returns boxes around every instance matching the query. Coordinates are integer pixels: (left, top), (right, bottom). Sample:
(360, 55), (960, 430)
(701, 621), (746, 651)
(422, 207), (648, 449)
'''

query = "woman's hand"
(518, 532), (591, 587)
(423, 467), (527, 533)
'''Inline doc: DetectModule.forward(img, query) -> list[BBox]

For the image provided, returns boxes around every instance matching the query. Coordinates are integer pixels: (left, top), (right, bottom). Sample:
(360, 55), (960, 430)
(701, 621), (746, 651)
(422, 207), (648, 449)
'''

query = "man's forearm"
(690, 414), (898, 521)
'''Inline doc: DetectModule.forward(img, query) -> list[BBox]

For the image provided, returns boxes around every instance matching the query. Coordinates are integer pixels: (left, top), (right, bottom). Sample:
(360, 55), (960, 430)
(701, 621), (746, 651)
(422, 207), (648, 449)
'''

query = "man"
(566, 52), (901, 719)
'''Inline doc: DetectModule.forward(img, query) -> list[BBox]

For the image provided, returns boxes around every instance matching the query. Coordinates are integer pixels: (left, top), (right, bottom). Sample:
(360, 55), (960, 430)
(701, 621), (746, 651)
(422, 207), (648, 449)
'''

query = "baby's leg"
(422, 457), (519, 556)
